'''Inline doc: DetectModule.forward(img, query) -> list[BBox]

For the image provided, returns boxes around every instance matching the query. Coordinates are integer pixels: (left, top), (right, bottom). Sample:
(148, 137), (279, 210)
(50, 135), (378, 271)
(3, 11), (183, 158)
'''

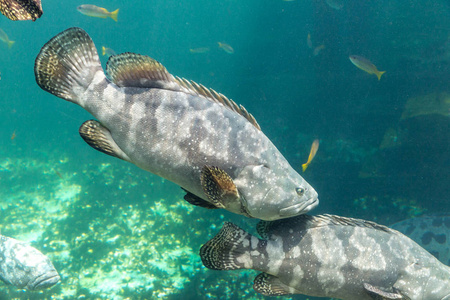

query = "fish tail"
(302, 163), (308, 172)
(34, 27), (103, 104)
(200, 222), (254, 271)
(7, 40), (15, 49)
(110, 9), (119, 22)
(102, 46), (106, 56)
(376, 70), (386, 81)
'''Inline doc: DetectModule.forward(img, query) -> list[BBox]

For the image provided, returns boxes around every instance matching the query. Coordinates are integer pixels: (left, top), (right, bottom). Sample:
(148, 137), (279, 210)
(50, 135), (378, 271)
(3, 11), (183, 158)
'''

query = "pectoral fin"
(253, 273), (299, 296)
(182, 189), (218, 209)
(79, 120), (131, 162)
(200, 166), (239, 209)
(364, 283), (410, 300)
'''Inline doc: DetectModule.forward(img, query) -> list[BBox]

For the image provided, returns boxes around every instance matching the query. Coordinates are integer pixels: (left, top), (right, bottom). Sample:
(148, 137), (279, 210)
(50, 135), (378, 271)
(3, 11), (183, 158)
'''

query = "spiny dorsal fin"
(174, 77), (261, 131)
(105, 52), (261, 131)
(106, 52), (181, 90)
(257, 214), (393, 239)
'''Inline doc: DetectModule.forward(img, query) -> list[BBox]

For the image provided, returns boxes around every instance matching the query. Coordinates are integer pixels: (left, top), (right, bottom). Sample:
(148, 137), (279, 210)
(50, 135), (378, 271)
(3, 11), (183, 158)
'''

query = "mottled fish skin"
(0, 0), (42, 21)
(391, 214), (450, 266)
(0, 235), (60, 290)
(34, 27), (319, 221)
(200, 214), (450, 300)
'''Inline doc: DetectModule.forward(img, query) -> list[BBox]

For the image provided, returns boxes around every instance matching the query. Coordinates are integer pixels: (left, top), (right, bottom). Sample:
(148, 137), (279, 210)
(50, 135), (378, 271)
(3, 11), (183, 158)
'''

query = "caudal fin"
(376, 70), (386, 81)
(34, 27), (103, 103)
(200, 222), (254, 271)
(7, 40), (15, 49)
(110, 9), (119, 22)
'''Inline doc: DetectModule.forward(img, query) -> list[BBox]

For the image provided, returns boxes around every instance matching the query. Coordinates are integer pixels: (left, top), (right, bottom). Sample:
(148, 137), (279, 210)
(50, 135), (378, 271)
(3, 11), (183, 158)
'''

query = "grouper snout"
(28, 271), (61, 290)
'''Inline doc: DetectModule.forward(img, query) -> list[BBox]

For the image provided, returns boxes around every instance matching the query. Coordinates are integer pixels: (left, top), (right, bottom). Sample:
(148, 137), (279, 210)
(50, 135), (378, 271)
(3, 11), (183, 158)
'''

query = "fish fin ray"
(257, 214), (394, 240)
(200, 165), (239, 209)
(106, 52), (179, 89)
(34, 27), (103, 103)
(110, 8), (119, 22)
(174, 76), (261, 130)
(364, 283), (410, 300)
(105, 52), (261, 130)
(182, 189), (218, 209)
(376, 71), (386, 81)
(79, 120), (131, 162)
(253, 273), (298, 296)
(0, 0), (42, 21)
(200, 222), (252, 270)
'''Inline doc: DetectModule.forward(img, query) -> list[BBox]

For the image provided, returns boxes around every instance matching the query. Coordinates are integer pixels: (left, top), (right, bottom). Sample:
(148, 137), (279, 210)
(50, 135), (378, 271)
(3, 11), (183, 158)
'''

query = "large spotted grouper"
(34, 27), (319, 221)
(200, 214), (450, 300)
(0, 235), (60, 290)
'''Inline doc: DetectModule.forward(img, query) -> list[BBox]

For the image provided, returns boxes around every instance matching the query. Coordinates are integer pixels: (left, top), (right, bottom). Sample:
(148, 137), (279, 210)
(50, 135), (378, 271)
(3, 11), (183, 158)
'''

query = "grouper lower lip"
(279, 197), (319, 217)
(30, 273), (60, 290)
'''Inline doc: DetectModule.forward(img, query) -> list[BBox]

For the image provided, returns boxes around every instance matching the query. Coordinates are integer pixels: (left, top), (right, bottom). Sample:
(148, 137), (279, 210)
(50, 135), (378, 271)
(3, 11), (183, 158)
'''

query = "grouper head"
(233, 164), (319, 220)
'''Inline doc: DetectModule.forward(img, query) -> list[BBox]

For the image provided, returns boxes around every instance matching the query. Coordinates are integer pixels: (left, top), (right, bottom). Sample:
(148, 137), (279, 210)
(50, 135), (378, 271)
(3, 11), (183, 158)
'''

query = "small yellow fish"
(313, 44), (325, 56)
(102, 46), (116, 57)
(349, 55), (385, 81)
(307, 33), (313, 49)
(0, 29), (15, 49)
(11, 130), (16, 140)
(77, 5), (119, 22)
(302, 139), (319, 172)
(189, 47), (210, 54)
(218, 42), (234, 54)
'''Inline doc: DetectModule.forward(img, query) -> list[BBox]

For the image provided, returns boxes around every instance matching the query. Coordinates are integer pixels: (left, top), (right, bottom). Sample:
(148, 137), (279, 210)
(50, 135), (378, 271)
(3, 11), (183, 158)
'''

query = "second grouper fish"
(34, 27), (319, 221)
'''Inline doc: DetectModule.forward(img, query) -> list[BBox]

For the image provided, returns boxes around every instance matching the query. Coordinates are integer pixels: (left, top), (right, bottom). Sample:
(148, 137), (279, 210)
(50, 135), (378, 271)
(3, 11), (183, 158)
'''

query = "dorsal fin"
(174, 77), (261, 130)
(105, 52), (261, 131)
(257, 214), (393, 239)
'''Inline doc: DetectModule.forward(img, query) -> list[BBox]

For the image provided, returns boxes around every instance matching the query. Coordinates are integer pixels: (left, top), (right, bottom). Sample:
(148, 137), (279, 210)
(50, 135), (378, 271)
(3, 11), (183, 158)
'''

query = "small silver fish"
(34, 28), (318, 221)
(391, 214), (450, 266)
(201, 214), (450, 299)
(0, 235), (60, 290)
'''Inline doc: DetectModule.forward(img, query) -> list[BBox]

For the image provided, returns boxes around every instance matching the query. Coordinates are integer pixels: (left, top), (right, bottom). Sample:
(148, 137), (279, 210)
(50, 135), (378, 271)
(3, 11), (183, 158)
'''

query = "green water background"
(0, 0), (449, 299)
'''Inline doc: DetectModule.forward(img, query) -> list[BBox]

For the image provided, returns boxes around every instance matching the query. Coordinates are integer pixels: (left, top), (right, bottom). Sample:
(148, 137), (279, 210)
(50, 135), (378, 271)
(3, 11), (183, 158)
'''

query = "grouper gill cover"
(34, 27), (319, 221)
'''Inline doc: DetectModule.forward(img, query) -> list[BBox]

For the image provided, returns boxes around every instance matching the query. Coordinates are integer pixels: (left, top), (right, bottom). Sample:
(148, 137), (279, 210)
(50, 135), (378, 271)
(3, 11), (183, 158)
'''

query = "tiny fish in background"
(313, 44), (325, 56)
(0, 0), (42, 21)
(0, 235), (60, 290)
(189, 47), (210, 54)
(218, 42), (234, 54)
(306, 33), (313, 49)
(0, 28), (14, 48)
(10, 130), (16, 140)
(349, 55), (385, 80)
(102, 46), (116, 57)
(77, 4), (119, 22)
(302, 139), (319, 172)
(325, 0), (343, 10)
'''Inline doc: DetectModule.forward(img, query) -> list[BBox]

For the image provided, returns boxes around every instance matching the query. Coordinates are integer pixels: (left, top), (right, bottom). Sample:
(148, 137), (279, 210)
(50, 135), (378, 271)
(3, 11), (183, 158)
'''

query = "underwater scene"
(0, 0), (449, 299)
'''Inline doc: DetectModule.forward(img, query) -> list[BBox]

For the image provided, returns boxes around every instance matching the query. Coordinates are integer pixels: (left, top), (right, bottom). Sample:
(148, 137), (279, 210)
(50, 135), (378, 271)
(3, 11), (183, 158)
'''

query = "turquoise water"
(0, 0), (449, 299)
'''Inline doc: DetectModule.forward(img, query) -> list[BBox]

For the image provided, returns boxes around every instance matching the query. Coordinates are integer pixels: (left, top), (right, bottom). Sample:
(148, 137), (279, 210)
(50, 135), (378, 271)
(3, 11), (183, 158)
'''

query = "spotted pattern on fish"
(201, 214), (450, 299)
(0, 235), (60, 290)
(391, 214), (450, 266)
(34, 27), (319, 221)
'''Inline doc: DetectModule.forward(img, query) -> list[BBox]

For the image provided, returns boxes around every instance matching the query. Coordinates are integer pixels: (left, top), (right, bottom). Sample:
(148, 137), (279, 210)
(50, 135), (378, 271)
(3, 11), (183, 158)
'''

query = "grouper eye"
(296, 187), (306, 196)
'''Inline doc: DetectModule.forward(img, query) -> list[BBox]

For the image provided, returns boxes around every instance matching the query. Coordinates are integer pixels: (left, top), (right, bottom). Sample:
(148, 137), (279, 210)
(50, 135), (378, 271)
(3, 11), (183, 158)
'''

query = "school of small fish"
(0, 1), (447, 299)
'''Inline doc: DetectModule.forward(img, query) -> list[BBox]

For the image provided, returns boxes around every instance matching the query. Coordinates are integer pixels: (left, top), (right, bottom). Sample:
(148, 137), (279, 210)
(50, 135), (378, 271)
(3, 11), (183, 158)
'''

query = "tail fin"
(110, 9), (119, 22)
(376, 70), (386, 81)
(200, 222), (255, 271)
(34, 27), (103, 103)
(7, 40), (15, 49)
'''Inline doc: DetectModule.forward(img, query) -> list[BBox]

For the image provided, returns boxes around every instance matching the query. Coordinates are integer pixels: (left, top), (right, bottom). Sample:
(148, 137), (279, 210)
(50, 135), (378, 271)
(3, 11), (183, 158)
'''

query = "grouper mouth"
(279, 196), (319, 217)
(29, 272), (60, 290)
